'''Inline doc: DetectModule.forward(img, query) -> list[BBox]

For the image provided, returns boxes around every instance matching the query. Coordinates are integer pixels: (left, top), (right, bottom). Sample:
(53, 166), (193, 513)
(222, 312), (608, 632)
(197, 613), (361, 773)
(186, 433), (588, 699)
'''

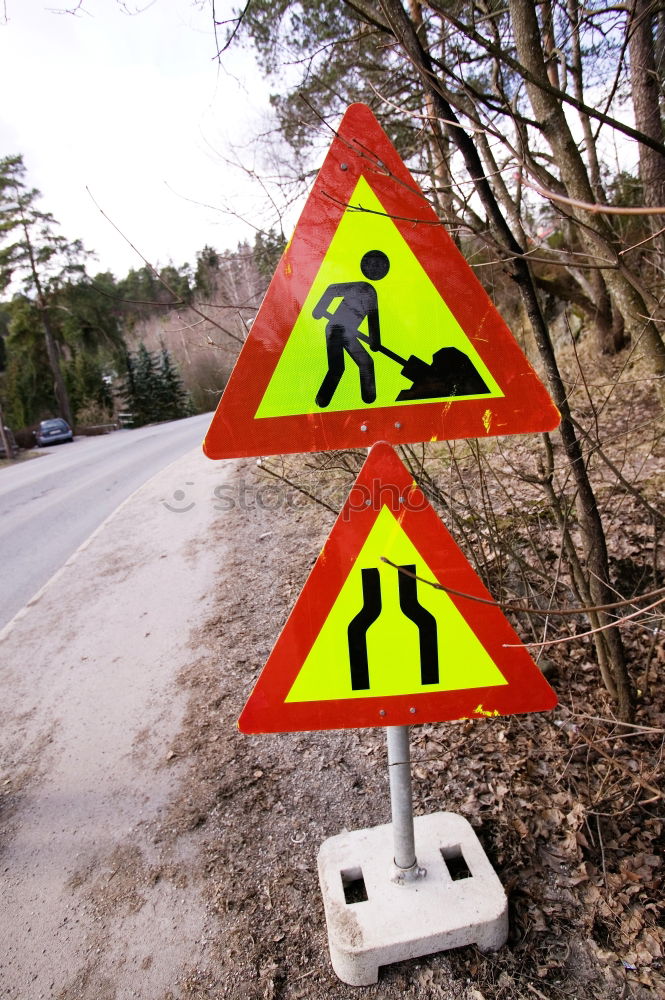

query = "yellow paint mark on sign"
(474, 704), (501, 717)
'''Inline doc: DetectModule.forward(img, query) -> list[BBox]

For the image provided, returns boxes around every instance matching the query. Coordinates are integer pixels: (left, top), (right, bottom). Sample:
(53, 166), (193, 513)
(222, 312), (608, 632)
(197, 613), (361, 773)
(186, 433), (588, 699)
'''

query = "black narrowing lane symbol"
(397, 564), (439, 685)
(347, 568), (382, 690)
(346, 565), (439, 692)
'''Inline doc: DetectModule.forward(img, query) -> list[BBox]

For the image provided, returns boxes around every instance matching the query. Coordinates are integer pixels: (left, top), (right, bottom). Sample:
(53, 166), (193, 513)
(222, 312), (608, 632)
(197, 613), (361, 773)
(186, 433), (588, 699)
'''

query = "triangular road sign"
(204, 103), (560, 460)
(238, 443), (557, 733)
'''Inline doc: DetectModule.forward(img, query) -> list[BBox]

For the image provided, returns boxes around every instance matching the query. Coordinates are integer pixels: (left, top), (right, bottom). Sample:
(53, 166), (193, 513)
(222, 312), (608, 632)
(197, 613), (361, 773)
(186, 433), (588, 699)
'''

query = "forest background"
(0, 148), (281, 436)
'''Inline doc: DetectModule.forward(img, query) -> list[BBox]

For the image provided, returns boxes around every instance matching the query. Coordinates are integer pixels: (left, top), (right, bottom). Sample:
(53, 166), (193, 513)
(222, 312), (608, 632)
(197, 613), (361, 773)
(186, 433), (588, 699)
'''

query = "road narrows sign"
(238, 442), (557, 734)
(203, 103), (560, 460)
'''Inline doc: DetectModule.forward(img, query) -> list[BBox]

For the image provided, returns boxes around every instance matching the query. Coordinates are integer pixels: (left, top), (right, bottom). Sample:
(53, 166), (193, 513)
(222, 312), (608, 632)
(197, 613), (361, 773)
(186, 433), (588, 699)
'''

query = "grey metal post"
(386, 725), (426, 882)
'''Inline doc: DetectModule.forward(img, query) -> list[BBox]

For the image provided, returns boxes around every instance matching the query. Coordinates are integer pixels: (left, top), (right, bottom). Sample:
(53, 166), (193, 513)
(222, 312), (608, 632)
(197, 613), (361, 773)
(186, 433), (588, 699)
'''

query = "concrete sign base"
(317, 811), (508, 986)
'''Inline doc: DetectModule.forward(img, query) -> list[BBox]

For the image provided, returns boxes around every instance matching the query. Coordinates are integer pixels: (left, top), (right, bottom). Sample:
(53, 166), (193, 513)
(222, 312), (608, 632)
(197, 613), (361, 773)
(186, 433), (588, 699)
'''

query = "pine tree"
(253, 229), (286, 282)
(121, 342), (192, 426)
(194, 245), (220, 297)
(0, 155), (89, 426)
(132, 343), (160, 426)
(157, 344), (192, 421)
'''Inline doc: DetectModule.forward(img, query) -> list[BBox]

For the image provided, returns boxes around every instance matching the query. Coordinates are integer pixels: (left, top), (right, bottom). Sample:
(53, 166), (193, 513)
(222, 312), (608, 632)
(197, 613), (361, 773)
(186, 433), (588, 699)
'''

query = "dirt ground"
(1, 357), (663, 999)
(158, 437), (663, 999)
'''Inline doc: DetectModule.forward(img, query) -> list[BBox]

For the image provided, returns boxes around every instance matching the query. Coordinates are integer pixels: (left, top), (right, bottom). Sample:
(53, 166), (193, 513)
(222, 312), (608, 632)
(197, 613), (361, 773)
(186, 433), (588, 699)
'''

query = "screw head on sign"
(409, 707), (416, 714)
(340, 163), (349, 171)
(394, 421), (402, 429)
(379, 709), (386, 717)
(360, 424), (368, 432)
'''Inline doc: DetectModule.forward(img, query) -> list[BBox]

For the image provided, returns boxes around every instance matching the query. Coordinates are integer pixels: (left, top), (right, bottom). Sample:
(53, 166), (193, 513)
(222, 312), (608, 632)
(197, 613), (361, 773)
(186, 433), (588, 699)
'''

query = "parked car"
(34, 418), (74, 447)
(0, 425), (17, 457)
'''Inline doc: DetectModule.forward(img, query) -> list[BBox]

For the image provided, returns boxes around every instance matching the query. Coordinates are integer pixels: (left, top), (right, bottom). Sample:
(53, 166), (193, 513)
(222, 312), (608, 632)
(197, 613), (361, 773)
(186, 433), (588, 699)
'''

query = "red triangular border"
(204, 103), (560, 460)
(238, 443), (557, 733)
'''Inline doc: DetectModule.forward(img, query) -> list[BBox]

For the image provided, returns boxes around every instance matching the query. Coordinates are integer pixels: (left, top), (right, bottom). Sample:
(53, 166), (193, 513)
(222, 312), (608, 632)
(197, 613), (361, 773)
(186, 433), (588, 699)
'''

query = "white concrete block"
(317, 811), (508, 986)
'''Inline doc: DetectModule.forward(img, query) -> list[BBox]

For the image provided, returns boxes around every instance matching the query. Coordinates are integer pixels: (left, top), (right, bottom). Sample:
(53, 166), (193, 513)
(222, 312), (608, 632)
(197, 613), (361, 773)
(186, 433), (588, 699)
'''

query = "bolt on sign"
(203, 103), (560, 461)
(238, 443), (557, 734)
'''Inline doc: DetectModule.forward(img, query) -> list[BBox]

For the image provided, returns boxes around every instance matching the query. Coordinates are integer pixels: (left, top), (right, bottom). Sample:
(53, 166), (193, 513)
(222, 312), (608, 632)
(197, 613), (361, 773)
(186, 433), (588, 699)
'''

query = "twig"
(503, 595), (665, 648)
(568, 713), (665, 734)
(596, 814), (608, 891)
(524, 176), (665, 215)
(619, 224), (665, 255)
(257, 460), (339, 515)
(573, 728), (661, 800)
(85, 187), (244, 345)
(319, 190), (440, 226)
(380, 557), (665, 616)
(213, 0), (251, 59)
(578, 731), (656, 745)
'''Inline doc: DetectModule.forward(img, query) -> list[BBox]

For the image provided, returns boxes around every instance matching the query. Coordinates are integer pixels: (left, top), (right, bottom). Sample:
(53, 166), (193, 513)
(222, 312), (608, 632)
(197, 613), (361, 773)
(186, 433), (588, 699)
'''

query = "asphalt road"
(0, 412), (213, 630)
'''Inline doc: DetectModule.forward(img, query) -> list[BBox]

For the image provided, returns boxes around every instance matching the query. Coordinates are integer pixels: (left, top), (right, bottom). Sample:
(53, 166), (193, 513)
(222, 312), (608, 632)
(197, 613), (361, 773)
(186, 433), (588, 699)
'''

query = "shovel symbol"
(356, 334), (490, 401)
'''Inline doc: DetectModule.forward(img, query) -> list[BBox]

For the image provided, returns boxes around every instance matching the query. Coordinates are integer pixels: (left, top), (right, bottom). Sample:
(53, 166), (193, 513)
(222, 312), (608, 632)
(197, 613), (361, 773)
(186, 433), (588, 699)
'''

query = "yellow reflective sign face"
(256, 176), (503, 418)
(285, 506), (508, 702)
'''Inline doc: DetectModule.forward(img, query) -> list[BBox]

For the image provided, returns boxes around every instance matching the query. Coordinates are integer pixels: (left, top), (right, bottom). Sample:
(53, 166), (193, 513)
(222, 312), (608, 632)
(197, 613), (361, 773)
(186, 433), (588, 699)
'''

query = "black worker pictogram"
(313, 250), (390, 408)
(312, 249), (491, 409)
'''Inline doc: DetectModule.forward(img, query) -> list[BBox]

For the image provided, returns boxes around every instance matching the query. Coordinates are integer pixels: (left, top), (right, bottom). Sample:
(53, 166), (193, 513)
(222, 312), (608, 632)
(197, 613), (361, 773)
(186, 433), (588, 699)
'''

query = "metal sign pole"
(386, 725), (426, 882)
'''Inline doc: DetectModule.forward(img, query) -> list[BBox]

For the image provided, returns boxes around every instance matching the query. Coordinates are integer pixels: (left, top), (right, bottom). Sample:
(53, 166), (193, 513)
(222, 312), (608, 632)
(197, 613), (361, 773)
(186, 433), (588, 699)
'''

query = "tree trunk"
(628, 0), (665, 270)
(508, 0), (665, 379)
(567, 0), (624, 354)
(40, 305), (73, 428)
(567, 0), (605, 201)
(16, 204), (74, 428)
(0, 399), (15, 460)
(379, 0), (635, 719)
(629, 0), (665, 207)
(588, 268), (625, 354)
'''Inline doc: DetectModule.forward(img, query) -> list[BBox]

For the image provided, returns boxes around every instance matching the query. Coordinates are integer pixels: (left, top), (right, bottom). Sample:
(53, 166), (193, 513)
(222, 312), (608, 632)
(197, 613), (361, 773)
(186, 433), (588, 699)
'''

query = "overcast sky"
(0, 0), (283, 278)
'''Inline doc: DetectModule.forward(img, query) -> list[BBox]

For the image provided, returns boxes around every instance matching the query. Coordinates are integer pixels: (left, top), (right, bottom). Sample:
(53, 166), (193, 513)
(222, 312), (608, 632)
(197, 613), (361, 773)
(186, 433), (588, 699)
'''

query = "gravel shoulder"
(0, 447), (233, 999)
